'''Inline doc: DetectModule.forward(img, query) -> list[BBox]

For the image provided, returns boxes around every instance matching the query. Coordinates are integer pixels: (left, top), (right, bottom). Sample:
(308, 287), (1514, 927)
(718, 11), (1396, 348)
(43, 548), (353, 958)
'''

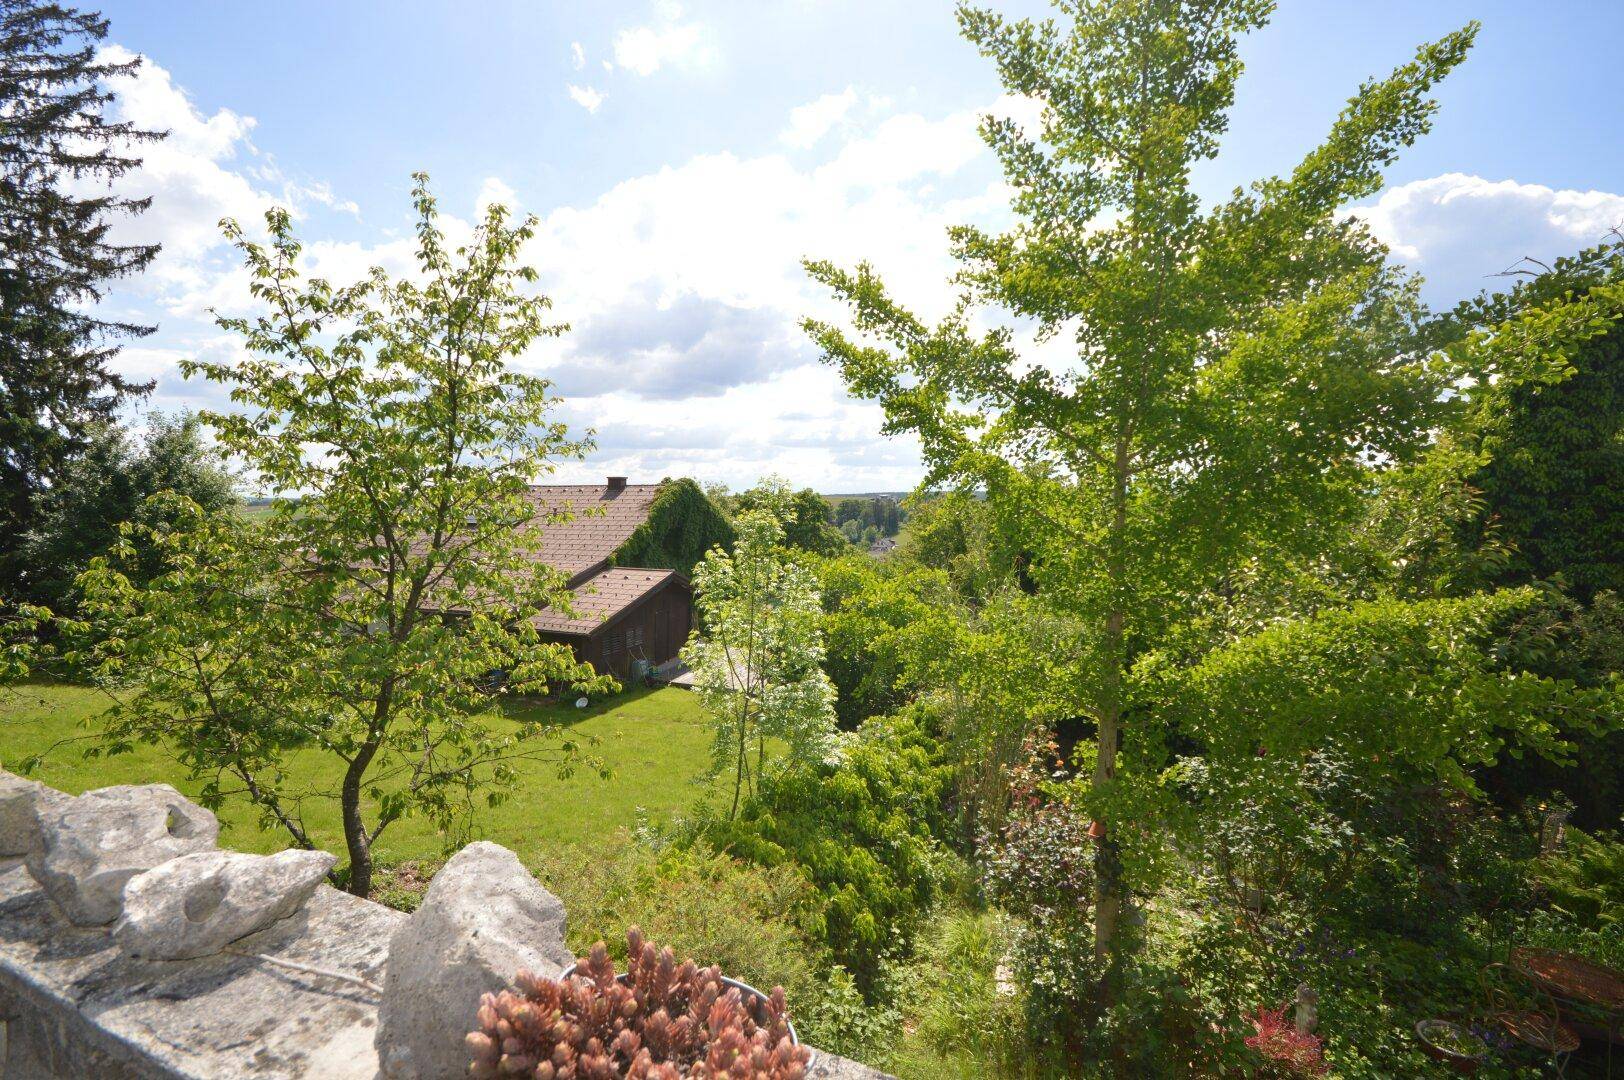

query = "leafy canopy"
(683, 492), (836, 820)
(806, 0), (1477, 963)
(1444, 243), (1624, 601)
(77, 176), (611, 896)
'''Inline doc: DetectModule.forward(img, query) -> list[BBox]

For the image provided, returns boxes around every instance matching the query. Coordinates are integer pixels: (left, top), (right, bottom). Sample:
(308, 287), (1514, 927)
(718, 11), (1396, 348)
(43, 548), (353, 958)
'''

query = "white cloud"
(566, 84), (605, 113)
(1355, 173), (1624, 306)
(79, 47), (362, 316)
(477, 177), (517, 215)
(613, 2), (714, 76)
(86, 47), (274, 279)
(495, 97), (1031, 489)
(780, 86), (857, 150)
(570, 41), (586, 70)
(73, 50), (1229, 490)
(282, 179), (360, 217)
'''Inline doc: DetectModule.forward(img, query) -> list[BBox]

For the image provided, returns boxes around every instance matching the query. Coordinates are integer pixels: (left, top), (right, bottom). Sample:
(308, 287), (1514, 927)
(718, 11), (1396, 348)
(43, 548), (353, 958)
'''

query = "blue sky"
(89, 0), (1624, 492)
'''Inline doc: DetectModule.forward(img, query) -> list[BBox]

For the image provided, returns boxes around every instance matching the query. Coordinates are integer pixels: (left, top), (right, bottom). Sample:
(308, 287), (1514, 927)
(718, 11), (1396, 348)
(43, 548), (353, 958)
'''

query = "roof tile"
(520, 483), (663, 581)
(531, 566), (680, 635)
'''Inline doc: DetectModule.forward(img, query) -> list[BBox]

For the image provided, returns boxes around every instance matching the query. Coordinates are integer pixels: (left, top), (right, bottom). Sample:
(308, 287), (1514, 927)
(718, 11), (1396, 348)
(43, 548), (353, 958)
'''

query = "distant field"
(0, 683), (722, 868)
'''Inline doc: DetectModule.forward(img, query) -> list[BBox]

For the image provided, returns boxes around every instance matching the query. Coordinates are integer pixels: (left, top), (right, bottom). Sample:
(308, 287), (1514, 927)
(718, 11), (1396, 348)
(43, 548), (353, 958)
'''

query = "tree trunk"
(341, 739), (380, 897)
(730, 698), (748, 820)
(1092, 664), (1122, 968)
(1095, 435), (1130, 971)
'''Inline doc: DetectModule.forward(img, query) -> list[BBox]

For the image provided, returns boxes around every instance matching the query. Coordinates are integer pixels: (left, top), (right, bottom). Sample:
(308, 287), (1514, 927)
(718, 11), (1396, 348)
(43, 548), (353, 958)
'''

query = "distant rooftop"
(530, 566), (680, 635)
(521, 478), (661, 584)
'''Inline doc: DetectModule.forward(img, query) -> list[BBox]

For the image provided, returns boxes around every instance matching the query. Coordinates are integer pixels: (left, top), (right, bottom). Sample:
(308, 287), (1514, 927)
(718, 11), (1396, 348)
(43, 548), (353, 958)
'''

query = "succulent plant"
(467, 927), (810, 1079)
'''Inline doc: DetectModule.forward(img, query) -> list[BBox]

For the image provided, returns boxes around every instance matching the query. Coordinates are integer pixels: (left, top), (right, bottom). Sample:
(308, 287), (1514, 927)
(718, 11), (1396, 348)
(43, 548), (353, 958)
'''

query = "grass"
(0, 681), (724, 870)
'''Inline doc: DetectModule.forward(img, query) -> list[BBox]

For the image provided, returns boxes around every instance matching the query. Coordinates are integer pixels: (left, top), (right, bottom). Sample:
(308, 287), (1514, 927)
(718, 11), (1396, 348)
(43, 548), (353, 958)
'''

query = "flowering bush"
(1244, 1005), (1327, 1078)
(467, 927), (808, 1079)
(984, 730), (1094, 913)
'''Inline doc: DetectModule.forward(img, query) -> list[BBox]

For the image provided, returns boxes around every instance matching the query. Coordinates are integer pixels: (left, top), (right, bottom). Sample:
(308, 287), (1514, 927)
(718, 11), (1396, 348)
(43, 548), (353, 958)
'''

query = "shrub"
(701, 710), (955, 991)
(532, 835), (824, 1017)
(468, 927), (808, 1079)
(1244, 1006), (1327, 1077)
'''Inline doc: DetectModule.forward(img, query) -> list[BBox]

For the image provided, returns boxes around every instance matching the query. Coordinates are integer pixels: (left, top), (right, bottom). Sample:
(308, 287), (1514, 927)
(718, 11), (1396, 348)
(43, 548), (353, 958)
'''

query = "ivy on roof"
(610, 477), (735, 577)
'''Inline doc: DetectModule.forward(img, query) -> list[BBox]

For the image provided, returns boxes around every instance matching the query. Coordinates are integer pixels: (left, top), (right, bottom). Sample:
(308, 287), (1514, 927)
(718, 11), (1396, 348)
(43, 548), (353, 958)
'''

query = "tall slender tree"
(806, 0), (1475, 973)
(0, 1), (161, 596)
(682, 494), (836, 820)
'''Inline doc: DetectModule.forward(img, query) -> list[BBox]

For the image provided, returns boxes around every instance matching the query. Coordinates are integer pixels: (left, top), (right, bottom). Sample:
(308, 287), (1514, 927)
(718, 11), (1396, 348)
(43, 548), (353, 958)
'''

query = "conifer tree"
(0, 1), (161, 595)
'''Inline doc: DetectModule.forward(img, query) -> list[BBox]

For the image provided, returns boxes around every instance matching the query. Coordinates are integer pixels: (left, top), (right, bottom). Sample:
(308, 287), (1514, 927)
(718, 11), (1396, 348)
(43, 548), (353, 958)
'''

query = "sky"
(84, 0), (1624, 493)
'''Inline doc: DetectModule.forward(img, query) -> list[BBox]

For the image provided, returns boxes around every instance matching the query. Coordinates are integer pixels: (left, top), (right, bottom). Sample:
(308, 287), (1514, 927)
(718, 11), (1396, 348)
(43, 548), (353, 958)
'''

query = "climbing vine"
(611, 478), (735, 577)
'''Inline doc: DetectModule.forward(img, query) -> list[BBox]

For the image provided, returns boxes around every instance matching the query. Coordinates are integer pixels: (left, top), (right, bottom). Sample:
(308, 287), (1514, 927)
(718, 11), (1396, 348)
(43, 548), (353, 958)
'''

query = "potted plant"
(1415, 1019), (1490, 1074)
(467, 927), (808, 1079)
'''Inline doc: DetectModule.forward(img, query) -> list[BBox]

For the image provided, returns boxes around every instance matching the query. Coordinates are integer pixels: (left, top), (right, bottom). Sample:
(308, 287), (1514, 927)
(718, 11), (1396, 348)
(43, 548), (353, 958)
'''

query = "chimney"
(606, 476), (628, 492)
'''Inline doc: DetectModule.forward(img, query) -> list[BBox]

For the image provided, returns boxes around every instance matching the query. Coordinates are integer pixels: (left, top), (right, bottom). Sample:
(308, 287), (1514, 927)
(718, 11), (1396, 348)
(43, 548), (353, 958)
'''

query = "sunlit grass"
(0, 682), (722, 867)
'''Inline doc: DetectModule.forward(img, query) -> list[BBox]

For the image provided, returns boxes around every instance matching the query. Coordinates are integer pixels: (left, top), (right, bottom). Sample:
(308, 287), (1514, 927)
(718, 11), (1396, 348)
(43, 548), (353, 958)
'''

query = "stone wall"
(0, 772), (889, 1079)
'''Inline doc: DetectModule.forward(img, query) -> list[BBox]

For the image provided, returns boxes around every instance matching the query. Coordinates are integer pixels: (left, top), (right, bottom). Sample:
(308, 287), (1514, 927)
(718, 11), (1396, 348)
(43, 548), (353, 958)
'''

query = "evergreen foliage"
(704, 711), (955, 993)
(1447, 241), (1624, 601)
(612, 477), (735, 577)
(0, 1), (162, 594)
(19, 412), (236, 609)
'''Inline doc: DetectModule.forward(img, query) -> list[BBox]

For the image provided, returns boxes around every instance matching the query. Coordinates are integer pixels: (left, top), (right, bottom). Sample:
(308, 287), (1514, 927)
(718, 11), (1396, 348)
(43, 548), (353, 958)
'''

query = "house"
(521, 477), (731, 679)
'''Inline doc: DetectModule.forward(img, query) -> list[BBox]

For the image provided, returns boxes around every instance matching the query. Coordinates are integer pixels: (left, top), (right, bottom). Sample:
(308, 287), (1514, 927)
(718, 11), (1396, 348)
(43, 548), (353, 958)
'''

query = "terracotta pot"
(1415, 1020), (1487, 1074)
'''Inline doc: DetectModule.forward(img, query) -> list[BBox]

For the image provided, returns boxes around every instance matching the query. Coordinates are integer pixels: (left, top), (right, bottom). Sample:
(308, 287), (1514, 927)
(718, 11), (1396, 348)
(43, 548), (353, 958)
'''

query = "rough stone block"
(808, 1049), (898, 1078)
(374, 840), (573, 1080)
(25, 783), (219, 925)
(0, 769), (67, 856)
(1, 856), (399, 1079)
(113, 847), (338, 960)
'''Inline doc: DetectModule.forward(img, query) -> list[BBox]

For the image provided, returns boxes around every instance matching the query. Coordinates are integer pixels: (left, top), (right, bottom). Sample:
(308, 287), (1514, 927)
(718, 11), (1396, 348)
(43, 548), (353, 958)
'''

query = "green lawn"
(0, 683), (721, 869)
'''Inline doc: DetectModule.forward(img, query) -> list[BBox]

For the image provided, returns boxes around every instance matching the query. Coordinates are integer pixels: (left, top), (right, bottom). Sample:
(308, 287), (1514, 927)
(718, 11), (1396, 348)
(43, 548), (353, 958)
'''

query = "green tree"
(0, 1), (162, 596)
(1450, 243), (1624, 601)
(897, 491), (1010, 603)
(77, 177), (611, 897)
(817, 553), (952, 728)
(734, 478), (845, 556)
(682, 503), (836, 819)
(807, 0), (1476, 968)
(20, 412), (236, 609)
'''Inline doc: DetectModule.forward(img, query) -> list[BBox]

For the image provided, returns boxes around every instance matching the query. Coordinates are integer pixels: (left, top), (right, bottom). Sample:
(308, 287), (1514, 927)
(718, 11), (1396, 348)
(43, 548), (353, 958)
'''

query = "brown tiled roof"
(531, 566), (681, 635)
(521, 483), (663, 583)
